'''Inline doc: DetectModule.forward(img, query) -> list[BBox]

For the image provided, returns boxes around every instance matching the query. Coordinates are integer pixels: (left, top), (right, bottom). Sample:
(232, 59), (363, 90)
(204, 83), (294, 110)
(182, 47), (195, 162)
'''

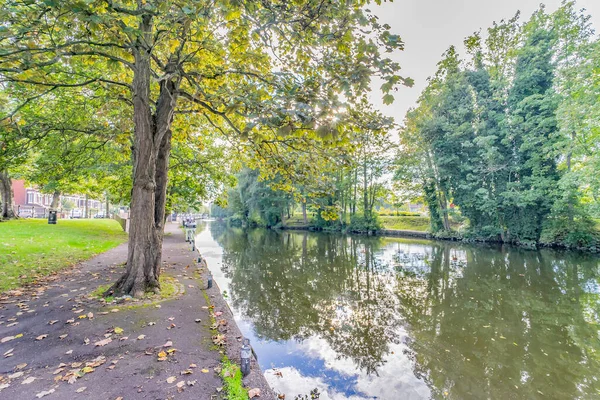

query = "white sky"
(369, 0), (600, 124)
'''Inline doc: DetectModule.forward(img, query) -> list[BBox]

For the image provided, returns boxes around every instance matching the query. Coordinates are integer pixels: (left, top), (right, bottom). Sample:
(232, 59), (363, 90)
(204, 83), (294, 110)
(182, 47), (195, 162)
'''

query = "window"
(27, 193), (34, 204)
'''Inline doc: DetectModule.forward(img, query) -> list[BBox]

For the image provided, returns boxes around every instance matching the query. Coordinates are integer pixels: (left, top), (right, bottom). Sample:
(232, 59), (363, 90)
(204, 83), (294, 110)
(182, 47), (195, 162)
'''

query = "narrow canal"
(195, 221), (600, 400)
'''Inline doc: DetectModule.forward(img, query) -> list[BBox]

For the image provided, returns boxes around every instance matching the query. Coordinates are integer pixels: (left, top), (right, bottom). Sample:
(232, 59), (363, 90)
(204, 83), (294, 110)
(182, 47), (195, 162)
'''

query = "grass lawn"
(0, 219), (127, 293)
(284, 213), (314, 227)
(380, 215), (430, 232)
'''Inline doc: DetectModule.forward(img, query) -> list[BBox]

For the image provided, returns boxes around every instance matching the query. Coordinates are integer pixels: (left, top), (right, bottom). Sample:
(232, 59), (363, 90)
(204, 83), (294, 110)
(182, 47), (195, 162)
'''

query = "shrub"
(541, 216), (599, 251)
(348, 214), (381, 233)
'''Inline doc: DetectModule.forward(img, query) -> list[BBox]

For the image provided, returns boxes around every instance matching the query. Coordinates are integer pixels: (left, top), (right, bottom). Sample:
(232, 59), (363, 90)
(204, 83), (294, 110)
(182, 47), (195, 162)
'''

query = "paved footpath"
(0, 222), (227, 399)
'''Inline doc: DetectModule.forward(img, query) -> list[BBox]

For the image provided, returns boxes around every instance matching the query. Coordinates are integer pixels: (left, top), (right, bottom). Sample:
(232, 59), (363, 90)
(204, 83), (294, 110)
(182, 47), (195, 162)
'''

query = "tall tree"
(0, 0), (408, 296)
(504, 9), (559, 243)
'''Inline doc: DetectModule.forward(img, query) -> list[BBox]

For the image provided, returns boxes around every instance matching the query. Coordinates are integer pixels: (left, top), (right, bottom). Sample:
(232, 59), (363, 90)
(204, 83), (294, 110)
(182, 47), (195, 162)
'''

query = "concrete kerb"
(189, 230), (276, 399)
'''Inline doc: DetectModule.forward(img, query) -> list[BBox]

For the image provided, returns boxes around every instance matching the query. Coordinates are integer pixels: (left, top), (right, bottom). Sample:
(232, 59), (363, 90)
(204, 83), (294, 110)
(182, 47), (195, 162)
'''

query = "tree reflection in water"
(209, 223), (600, 399)
(211, 224), (402, 375)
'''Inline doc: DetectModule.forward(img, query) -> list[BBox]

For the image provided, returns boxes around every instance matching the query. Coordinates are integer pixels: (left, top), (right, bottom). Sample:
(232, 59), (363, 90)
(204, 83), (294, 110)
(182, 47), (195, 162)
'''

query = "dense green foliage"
(398, 3), (600, 250)
(214, 103), (400, 233)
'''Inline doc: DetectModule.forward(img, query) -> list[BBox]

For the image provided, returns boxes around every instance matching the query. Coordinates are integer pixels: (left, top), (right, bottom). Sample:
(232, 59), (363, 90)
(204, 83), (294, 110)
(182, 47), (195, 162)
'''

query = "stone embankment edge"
(194, 250), (276, 399)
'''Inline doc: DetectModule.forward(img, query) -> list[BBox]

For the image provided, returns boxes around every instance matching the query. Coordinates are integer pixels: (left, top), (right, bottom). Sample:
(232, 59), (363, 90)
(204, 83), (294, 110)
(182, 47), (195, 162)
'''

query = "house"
(11, 179), (102, 218)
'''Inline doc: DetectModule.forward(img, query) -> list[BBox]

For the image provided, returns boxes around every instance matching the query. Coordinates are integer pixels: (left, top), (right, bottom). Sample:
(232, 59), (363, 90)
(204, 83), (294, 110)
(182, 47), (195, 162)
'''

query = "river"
(195, 221), (600, 400)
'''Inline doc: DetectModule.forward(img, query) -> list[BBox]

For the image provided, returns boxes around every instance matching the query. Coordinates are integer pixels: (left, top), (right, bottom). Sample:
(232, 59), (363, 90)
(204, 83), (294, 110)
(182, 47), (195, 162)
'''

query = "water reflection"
(200, 222), (600, 400)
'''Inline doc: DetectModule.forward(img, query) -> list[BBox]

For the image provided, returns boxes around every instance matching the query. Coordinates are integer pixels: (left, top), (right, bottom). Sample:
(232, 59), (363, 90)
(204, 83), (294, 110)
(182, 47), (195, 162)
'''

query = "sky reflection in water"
(195, 221), (600, 400)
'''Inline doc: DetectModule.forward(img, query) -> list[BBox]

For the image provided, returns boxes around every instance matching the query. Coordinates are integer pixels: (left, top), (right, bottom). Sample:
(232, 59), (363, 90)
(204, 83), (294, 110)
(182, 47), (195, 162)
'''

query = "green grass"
(220, 356), (248, 400)
(90, 283), (112, 301)
(380, 215), (431, 232)
(0, 219), (127, 293)
(200, 281), (247, 399)
(284, 212), (314, 227)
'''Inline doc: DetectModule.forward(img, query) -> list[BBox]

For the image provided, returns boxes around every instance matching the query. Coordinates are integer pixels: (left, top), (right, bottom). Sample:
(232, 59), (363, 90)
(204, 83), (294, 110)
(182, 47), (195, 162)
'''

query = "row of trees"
(213, 108), (398, 232)
(397, 2), (600, 249)
(0, 0), (410, 295)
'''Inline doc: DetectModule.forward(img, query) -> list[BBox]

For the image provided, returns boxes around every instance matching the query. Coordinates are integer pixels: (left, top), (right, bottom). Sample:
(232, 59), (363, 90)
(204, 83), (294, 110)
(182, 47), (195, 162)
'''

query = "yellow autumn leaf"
(114, 327), (124, 334)
(81, 366), (94, 374)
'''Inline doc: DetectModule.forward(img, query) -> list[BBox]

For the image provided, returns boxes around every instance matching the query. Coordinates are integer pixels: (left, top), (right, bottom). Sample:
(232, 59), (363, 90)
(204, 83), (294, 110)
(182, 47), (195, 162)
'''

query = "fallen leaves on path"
(36, 334), (48, 341)
(94, 338), (112, 347)
(35, 389), (55, 398)
(8, 371), (24, 379)
(76, 387), (86, 393)
(212, 334), (226, 346)
(166, 376), (177, 383)
(249, 388), (261, 398)
(21, 376), (36, 385)
(137, 334), (146, 340)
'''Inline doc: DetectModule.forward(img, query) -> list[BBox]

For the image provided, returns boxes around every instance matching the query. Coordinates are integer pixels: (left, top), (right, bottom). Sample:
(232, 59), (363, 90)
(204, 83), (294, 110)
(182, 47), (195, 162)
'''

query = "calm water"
(195, 221), (600, 400)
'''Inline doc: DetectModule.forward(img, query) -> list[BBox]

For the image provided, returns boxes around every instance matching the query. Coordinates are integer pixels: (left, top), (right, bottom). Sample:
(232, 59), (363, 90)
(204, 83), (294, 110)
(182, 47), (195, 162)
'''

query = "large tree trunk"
(50, 190), (60, 210)
(109, 15), (179, 298)
(0, 170), (16, 219)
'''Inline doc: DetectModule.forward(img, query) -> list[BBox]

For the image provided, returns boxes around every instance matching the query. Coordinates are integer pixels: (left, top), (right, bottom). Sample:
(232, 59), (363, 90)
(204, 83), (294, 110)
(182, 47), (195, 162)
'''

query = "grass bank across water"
(0, 219), (127, 292)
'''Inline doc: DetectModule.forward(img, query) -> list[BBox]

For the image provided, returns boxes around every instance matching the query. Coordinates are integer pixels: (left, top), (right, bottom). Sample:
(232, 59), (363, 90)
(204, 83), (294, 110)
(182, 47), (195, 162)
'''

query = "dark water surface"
(195, 221), (600, 400)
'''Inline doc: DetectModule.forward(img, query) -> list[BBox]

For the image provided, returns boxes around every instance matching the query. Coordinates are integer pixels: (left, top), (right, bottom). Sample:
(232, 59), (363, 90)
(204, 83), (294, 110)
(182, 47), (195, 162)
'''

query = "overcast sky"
(369, 0), (600, 124)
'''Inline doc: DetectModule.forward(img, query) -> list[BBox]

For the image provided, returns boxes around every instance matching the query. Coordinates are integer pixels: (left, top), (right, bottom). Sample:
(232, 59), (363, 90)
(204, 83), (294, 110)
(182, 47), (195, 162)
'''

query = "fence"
(113, 214), (129, 232)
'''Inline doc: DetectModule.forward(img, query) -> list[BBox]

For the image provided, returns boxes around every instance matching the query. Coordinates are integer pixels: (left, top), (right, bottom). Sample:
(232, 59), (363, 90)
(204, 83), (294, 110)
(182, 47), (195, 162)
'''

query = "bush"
(541, 216), (599, 251)
(348, 214), (381, 233)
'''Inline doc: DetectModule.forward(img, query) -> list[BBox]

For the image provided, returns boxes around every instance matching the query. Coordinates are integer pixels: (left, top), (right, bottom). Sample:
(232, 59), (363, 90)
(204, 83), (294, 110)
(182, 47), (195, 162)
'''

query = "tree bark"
(50, 190), (61, 210)
(302, 200), (307, 224)
(363, 160), (369, 218)
(352, 168), (357, 215)
(0, 170), (16, 219)
(109, 15), (179, 298)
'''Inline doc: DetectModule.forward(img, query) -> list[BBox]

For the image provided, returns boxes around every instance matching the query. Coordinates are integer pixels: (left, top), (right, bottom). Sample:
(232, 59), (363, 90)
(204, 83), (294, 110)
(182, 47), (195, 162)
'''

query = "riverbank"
(0, 222), (271, 399)
(280, 222), (599, 253)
